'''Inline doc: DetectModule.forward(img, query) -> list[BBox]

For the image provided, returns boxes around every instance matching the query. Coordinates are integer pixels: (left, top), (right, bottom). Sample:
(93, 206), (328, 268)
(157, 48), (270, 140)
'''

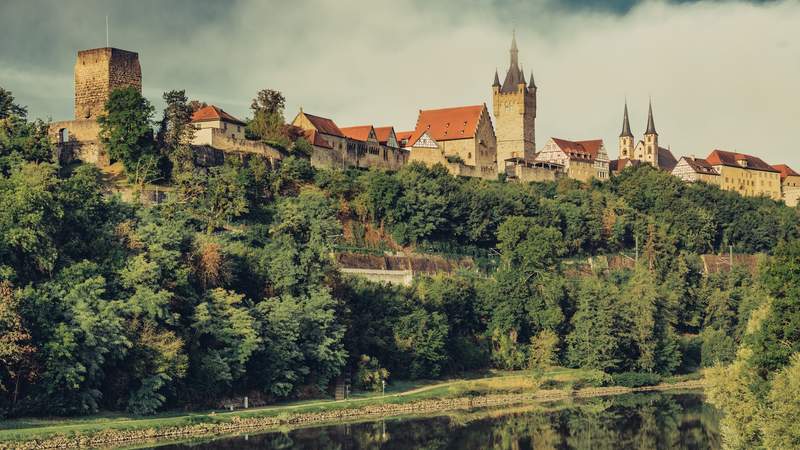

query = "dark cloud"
(1, 0), (799, 168)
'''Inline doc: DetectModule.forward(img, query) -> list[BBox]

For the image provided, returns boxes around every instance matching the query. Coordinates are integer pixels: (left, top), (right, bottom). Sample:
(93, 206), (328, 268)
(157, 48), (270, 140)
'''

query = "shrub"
(611, 372), (662, 388)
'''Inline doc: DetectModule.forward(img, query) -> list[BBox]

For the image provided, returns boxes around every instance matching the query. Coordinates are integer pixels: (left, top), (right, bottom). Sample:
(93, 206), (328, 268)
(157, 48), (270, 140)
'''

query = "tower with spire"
(619, 101), (634, 159)
(492, 30), (537, 171)
(614, 99), (675, 172)
(641, 100), (659, 167)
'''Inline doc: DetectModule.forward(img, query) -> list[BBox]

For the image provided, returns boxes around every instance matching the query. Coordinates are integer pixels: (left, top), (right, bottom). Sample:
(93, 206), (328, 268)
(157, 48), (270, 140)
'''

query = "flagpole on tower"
(106, 15), (109, 47)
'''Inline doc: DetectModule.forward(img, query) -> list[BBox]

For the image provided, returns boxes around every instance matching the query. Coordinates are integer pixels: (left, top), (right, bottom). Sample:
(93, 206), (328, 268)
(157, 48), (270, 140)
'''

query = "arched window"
(59, 128), (68, 144)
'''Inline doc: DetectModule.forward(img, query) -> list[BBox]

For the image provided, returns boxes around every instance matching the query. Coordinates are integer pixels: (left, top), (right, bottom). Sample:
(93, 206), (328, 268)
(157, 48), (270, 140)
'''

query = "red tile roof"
(303, 130), (333, 149)
(303, 112), (344, 137)
(340, 125), (374, 142)
(772, 164), (800, 181)
(373, 126), (396, 145)
(410, 105), (486, 145)
(551, 138), (603, 161)
(191, 105), (246, 125)
(706, 149), (778, 173)
(680, 157), (719, 175)
(396, 131), (414, 146)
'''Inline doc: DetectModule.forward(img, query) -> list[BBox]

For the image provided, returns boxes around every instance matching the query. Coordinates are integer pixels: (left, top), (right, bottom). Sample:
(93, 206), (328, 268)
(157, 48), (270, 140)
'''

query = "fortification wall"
(49, 119), (107, 166)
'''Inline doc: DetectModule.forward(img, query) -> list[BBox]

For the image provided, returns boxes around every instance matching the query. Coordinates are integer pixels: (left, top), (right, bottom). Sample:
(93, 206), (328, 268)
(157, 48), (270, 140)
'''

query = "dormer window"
(738, 159), (748, 167)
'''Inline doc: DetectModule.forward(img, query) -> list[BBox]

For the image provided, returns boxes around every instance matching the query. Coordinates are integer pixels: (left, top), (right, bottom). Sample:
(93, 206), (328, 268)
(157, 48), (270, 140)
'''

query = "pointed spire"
(645, 99), (657, 135)
(620, 101), (633, 138)
(519, 65), (526, 85)
(493, 69), (500, 87)
(510, 29), (519, 68)
(528, 71), (536, 90)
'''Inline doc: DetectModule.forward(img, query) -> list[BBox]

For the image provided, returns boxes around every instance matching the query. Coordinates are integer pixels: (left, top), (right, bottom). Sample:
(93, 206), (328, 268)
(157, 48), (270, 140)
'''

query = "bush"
(354, 355), (389, 392)
(611, 372), (662, 388)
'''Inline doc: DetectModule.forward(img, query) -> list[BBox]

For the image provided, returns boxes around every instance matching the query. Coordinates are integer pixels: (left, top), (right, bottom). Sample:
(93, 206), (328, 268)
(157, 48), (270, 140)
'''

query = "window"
(58, 128), (68, 144)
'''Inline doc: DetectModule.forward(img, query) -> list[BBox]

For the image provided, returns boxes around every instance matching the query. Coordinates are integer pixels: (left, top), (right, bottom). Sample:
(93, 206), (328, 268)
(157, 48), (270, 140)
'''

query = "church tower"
(642, 100), (659, 168)
(619, 101), (634, 159)
(493, 31), (537, 172)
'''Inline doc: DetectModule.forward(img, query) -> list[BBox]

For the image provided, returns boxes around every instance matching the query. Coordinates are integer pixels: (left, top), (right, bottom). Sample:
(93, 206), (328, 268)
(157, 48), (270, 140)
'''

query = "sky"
(1, 0), (798, 166)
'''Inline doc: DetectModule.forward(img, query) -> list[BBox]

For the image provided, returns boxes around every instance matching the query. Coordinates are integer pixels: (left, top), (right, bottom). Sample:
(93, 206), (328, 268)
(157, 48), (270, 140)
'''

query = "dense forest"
(1, 86), (799, 446)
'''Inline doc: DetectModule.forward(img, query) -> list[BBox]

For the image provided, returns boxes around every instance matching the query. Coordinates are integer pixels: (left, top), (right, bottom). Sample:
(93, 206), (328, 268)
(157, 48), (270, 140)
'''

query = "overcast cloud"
(1, 0), (798, 166)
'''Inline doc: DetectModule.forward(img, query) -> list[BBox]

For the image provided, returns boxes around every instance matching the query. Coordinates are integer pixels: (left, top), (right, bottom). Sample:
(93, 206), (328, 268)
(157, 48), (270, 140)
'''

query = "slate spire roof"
(645, 99), (657, 135)
(620, 101), (633, 138)
(500, 31), (525, 93)
(529, 71), (536, 90)
(493, 69), (500, 87)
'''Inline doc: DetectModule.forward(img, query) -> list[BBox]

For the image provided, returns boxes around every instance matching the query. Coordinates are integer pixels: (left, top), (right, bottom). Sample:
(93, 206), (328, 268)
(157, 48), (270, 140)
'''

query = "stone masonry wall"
(74, 48), (141, 120)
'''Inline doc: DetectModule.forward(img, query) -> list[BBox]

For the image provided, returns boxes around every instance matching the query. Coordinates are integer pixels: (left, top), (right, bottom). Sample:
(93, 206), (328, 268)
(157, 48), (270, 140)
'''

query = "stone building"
(190, 104), (282, 166)
(405, 104), (498, 179)
(535, 137), (609, 182)
(705, 149), (781, 200)
(50, 47), (142, 166)
(671, 156), (721, 185)
(492, 32), (537, 171)
(771, 164), (800, 206)
(291, 109), (407, 171)
(614, 101), (677, 173)
(503, 158), (564, 183)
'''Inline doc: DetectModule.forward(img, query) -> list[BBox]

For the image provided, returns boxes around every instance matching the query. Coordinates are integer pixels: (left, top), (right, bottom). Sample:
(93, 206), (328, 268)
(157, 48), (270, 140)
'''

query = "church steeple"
(645, 99), (657, 136)
(620, 101), (633, 138)
(500, 31), (523, 93)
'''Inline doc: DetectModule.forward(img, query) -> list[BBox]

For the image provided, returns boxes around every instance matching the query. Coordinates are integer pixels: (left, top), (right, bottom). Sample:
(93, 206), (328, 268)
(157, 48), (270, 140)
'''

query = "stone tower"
(74, 47), (141, 120)
(619, 101), (634, 159)
(642, 100), (659, 167)
(492, 31), (537, 171)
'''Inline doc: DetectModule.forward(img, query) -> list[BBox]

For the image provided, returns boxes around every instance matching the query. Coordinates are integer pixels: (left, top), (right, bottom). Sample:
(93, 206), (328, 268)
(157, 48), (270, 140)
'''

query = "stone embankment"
(7, 379), (704, 450)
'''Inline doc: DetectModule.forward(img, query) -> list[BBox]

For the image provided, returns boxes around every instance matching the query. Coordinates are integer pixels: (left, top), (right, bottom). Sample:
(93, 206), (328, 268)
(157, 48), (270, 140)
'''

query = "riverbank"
(0, 369), (705, 450)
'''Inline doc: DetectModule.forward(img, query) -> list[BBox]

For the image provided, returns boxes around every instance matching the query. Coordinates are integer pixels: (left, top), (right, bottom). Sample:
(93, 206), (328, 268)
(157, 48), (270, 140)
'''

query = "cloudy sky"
(2, 0), (798, 165)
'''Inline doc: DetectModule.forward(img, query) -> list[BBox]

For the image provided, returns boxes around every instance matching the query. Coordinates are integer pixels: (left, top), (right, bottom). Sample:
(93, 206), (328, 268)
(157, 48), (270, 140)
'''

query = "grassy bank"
(0, 368), (704, 449)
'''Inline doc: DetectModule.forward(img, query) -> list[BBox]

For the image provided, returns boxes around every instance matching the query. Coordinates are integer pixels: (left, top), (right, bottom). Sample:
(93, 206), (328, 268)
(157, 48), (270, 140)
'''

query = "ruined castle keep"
(74, 48), (141, 120)
(50, 47), (142, 166)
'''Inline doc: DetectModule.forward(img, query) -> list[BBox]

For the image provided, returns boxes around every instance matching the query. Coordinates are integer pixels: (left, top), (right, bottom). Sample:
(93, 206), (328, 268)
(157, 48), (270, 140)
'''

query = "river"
(150, 391), (719, 449)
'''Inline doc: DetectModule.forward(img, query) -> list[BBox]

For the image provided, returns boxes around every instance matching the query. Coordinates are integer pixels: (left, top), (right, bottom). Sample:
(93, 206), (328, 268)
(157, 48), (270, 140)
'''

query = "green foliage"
(610, 372), (662, 388)
(157, 90), (195, 177)
(98, 87), (158, 183)
(354, 355), (389, 392)
(528, 329), (559, 373)
(247, 89), (288, 146)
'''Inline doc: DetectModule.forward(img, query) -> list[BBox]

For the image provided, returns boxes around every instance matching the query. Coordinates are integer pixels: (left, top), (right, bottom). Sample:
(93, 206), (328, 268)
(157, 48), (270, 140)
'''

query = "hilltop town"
(47, 35), (800, 207)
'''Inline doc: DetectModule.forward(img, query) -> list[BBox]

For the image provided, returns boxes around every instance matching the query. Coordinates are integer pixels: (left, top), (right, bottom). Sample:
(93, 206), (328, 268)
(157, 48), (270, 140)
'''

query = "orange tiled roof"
(410, 105), (486, 145)
(771, 164), (800, 181)
(373, 126), (395, 145)
(551, 138), (602, 161)
(681, 157), (719, 175)
(303, 112), (344, 137)
(303, 129), (333, 149)
(706, 149), (778, 173)
(340, 125), (374, 142)
(191, 105), (246, 125)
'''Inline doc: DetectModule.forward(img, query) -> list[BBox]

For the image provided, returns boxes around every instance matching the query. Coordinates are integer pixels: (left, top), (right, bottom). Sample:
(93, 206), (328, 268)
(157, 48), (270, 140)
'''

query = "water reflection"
(153, 392), (720, 450)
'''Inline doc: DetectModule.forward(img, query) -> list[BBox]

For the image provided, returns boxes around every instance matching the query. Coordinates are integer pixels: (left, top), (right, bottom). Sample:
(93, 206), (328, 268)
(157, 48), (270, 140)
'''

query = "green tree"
(98, 87), (158, 186)
(567, 275), (623, 372)
(157, 89), (195, 177)
(247, 89), (287, 145)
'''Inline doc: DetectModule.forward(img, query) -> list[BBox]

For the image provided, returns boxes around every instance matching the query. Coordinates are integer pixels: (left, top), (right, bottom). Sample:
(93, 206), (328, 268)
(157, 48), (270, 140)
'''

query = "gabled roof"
(550, 137), (603, 161)
(706, 149), (778, 173)
(679, 157), (720, 175)
(610, 158), (644, 173)
(340, 125), (375, 142)
(771, 164), (800, 181)
(396, 130), (414, 146)
(303, 129), (333, 149)
(191, 105), (246, 125)
(373, 126), (396, 145)
(410, 105), (486, 145)
(301, 112), (344, 137)
(657, 147), (678, 172)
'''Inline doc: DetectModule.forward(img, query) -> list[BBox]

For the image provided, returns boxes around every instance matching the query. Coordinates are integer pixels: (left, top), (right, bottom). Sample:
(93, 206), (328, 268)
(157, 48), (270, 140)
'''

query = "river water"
(152, 391), (719, 449)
